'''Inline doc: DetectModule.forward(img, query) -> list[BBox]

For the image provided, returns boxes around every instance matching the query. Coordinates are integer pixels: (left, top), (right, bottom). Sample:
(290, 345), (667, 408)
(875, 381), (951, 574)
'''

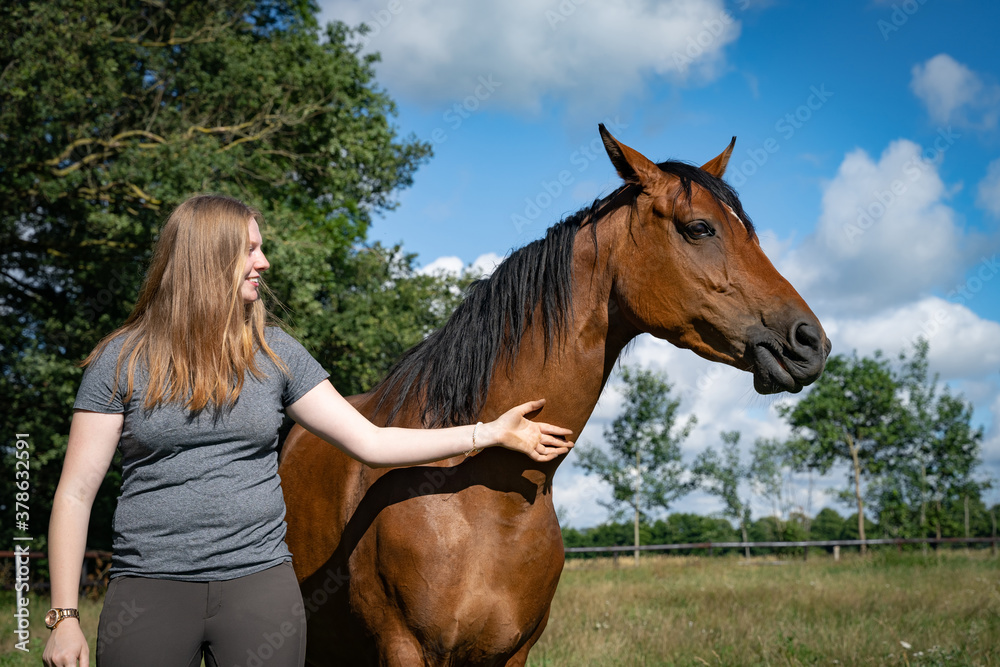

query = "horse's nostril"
(793, 321), (822, 354)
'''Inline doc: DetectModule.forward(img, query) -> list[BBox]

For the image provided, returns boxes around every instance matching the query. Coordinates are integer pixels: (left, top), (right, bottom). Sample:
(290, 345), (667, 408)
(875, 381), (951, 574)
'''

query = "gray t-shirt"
(73, 327), (329, 581)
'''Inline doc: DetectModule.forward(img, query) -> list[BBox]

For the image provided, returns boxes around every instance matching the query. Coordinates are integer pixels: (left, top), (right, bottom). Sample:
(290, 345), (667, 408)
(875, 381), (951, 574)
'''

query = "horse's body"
(278, 126), (831, 666)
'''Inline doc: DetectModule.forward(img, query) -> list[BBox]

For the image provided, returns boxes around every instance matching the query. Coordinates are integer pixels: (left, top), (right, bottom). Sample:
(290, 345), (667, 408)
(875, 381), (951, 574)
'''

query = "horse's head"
(599, 124), (830, 394)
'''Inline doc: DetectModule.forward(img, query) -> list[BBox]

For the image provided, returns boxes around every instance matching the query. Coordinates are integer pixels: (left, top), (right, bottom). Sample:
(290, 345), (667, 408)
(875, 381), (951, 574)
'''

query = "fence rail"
(565, 536), (999, 555)
(3, 538), (996, 590)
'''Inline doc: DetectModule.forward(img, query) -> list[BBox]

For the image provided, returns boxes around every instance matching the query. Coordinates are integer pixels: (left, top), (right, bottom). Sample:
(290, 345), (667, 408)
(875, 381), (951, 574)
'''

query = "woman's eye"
(684, 221), (715, 239)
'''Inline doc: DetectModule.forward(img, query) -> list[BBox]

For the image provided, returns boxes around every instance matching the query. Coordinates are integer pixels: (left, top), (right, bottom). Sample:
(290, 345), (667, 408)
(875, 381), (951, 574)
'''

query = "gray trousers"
(96, 562), (306, 667)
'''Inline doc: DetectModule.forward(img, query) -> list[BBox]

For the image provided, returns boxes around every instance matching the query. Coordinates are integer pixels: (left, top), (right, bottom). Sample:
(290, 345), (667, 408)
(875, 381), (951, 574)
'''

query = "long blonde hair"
(85, 194), (287, 412)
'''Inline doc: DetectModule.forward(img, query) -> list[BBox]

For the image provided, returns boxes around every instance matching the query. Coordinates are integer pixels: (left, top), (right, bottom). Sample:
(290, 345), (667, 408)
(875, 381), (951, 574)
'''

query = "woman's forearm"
(47, 491), (93, 610)
(358, 422), (497, 467)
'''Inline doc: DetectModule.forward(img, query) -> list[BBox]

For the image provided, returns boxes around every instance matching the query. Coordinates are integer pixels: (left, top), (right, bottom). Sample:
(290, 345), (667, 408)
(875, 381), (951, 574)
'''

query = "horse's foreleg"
(375, 626), (425, 667)
(503, 605), (552, 667)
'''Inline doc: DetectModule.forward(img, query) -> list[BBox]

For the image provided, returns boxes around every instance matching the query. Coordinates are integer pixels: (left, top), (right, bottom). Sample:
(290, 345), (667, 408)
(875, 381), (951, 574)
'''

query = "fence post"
(833, 545), (840, 562)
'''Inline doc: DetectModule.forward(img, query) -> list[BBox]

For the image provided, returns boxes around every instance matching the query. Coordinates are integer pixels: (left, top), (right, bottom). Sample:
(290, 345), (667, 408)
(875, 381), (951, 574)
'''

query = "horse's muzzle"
(747, 319), (830, 394)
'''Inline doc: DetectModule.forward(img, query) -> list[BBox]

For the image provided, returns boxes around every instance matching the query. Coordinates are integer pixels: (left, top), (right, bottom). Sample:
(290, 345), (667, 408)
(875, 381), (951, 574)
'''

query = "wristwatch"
(45, 608), (80, 629)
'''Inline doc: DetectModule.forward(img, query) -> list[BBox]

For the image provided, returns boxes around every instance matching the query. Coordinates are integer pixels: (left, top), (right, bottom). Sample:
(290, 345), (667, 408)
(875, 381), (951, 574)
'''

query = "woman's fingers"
(539, 433), (574, 448)
(538, 422), (574, 437)
(540, 427), (574, 440)
(512, 398), (546, 416)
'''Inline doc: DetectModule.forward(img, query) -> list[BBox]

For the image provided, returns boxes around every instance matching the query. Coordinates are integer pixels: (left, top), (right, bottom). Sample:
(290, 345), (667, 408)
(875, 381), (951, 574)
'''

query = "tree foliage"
(693, 431), (798, 555)
(576, 367), (695, 521)
(575, 367), (695, 560)
(780, 342), (988, 549)
(868, 341), (987, 539)
(0, 0), (456, 550)
(692, 430), (752, 552)
(780, 350), (903, 551)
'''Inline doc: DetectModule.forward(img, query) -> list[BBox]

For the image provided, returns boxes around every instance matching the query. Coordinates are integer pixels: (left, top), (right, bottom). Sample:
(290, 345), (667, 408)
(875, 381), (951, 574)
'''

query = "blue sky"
(318, 0), (1000, 526)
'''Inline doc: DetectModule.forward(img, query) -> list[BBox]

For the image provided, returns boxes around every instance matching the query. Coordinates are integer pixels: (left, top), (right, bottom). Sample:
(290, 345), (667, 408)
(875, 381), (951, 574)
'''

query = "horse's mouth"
(750, 342), (805, 394)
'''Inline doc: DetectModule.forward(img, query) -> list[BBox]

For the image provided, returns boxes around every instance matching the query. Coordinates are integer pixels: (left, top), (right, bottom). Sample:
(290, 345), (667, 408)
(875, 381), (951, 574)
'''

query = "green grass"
(3, 551), (997, 666)
(528, 550), (1000, 666)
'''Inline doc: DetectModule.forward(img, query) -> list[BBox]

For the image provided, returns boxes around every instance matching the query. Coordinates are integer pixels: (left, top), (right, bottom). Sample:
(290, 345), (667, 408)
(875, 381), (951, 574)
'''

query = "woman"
(42, 194), (573, 667)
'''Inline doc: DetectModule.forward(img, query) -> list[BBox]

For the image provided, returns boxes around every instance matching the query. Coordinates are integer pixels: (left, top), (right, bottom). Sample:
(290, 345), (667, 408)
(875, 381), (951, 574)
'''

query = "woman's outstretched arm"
(286, 380), (573, 467)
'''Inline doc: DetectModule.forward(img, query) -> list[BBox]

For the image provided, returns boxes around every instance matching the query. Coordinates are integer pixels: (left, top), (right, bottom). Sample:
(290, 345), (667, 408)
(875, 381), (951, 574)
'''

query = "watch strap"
(46, 607), (80, 629)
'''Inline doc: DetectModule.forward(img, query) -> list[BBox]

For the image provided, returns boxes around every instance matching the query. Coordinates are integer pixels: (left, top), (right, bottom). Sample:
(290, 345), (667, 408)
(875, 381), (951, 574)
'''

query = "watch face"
(45, 609), (58, 627)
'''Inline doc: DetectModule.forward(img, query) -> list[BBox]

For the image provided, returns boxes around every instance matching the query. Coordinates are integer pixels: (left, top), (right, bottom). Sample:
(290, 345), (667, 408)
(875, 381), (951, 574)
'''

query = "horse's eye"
(684, 221), (715, 239)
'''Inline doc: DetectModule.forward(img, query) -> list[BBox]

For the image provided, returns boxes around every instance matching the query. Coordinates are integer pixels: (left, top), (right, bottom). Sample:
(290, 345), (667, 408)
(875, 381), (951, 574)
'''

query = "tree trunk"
(920, 464), (928, 555)
(633, 501), (640, 566)
(846, 433), (866, 555)
(634, 449), (640, 566)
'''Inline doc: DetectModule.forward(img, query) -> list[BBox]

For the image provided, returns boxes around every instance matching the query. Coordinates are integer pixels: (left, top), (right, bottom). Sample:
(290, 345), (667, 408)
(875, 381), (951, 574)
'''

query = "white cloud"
(418, 255), (464, 276)
(779, 138), (971, 316)
(824, 296), (1000, 381)
(977, 158), (1000, 218)
(317, 0), (740, 112)
(471, 252), (504, 276)
(419, 252), (504, 277)
(910, 54), (999, 129)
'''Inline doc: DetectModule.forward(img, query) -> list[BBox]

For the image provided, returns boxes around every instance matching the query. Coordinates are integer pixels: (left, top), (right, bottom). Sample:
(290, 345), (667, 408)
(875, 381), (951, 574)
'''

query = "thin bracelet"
(465, 421), (484, 457)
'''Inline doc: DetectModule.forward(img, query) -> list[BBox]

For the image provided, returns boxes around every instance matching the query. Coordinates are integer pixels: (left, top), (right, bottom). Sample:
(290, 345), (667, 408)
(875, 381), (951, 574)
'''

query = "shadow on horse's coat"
(278, 125), (831, 666)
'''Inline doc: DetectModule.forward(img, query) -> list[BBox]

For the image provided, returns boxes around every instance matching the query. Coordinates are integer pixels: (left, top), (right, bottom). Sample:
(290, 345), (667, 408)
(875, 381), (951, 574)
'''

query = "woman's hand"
(43, 619), (88, 667)
(486, 399), (574, 461)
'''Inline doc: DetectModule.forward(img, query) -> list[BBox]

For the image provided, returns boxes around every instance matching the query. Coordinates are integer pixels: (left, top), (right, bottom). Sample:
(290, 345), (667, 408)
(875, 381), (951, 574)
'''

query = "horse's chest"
(359, 490), (564, 656)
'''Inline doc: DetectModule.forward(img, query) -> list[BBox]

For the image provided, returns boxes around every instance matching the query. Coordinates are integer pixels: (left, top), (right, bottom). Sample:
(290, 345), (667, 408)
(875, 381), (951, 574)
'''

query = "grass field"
(528, 551), (999, 666)
(2, 551), (997, 666)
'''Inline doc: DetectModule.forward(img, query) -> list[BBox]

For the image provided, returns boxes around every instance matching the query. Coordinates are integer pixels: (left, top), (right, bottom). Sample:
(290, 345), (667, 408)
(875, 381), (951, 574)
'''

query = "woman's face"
(240, 218), (270, 303)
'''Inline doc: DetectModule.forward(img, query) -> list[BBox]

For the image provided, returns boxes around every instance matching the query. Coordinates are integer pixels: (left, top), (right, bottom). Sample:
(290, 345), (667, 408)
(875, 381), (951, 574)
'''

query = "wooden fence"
(3, 537), (997, 589)
(565, 536), (999, 561)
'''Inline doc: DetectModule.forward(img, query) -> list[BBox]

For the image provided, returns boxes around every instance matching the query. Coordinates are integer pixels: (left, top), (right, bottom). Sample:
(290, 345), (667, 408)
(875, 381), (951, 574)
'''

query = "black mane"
(370, 161), (754, 428)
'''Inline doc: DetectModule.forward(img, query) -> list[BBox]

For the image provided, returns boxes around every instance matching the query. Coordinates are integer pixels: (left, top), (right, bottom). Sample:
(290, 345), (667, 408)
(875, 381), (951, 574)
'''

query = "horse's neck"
(484, 217), (637, 459)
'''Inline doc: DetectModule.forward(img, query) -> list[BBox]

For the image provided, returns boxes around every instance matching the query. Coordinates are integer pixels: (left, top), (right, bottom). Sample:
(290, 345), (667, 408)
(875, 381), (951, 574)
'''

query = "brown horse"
(278, 125), (830, 666)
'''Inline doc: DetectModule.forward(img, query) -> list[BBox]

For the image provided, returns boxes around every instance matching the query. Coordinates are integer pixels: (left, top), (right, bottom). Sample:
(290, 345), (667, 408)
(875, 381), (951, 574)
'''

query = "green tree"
(810, 507), (845, 543)
(652, 514), (738, 555)
(864, 341), (987, 544)
(780, 352), (904, 554)
(576, 367), (696, 563)
(692, 431), (753, 558)
(749, 437), (796, 541)
(896, 341), (985, 542)
(694, 432), (799, 556)
(0, 0), (448, 550)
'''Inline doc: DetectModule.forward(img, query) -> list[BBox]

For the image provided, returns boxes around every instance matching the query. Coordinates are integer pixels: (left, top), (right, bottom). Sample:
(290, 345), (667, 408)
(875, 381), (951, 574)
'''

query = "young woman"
(42, 194), (573, 667)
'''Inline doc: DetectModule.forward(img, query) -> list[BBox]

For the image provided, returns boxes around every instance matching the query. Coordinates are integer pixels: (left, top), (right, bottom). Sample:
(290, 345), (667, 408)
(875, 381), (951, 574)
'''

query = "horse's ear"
(700, 137), (737, 178)
(599, 123), (661, 188)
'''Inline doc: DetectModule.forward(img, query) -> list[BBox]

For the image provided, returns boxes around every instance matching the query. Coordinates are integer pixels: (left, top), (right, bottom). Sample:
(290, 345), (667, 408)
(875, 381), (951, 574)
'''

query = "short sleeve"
(265, 328), (330, 406)
(73, 337), (128, 414)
